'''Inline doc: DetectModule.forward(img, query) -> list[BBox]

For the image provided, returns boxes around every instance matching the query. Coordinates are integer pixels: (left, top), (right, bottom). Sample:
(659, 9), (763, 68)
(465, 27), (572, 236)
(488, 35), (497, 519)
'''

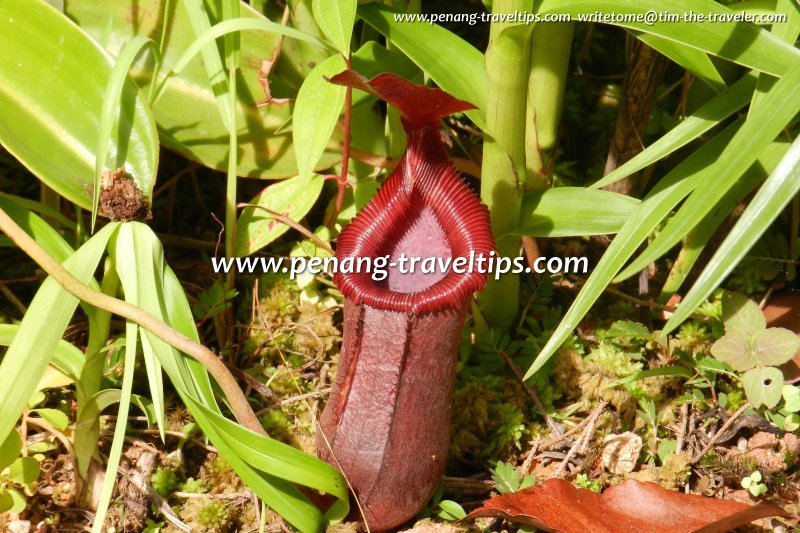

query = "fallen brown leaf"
(466, 479), (794, 533)
(763, 291), (800, 381)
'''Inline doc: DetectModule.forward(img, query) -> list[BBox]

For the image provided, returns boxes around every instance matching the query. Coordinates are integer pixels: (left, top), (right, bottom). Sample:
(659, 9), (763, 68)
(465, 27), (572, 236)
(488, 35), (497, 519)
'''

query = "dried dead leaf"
(257, 48), (291, 107)
(763, 292), (800, 381)
(466, 478), (794, 533)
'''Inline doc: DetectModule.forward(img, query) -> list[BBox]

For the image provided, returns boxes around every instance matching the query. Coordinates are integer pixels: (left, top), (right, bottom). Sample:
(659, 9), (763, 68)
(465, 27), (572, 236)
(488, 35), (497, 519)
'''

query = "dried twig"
(172, 491), (252, 499)
(0, 280), (27, 316)
(255, 387), (332, 415)
(691, 402), (752, 464)
(554, 402), (606, 477)
(536, 401), (607, 453)
(120, 462), (190, 532)
(676, 403), (689, 454)
(497, 348), (562, 436)
(442, 476), (495, 498)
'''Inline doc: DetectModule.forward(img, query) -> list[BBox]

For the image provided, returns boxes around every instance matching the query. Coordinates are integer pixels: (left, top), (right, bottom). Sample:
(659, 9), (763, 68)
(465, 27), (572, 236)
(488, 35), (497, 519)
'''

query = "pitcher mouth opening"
(333, 156), (494, 314)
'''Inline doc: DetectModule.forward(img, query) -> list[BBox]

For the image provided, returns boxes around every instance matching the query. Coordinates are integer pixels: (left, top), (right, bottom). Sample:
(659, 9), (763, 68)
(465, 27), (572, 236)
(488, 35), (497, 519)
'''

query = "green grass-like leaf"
(591, 73), (756, 190)
(0, 223), (119, 448)
(663, 76), (800, 333)
(524, 120), (741, 379)
(112, 224), (349, 532)
(92, 321), (138, 533)
(632, 32), (726, 92)
(172, 17), (329, 76)
(616, 66), (800, 282)
(536, 0), (800, 75)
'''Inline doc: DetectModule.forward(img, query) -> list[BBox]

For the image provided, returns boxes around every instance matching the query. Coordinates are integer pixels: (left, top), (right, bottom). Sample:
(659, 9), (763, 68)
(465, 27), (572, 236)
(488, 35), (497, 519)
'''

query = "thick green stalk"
(525, 22), (574, 189)
(478, 0), (532, 329)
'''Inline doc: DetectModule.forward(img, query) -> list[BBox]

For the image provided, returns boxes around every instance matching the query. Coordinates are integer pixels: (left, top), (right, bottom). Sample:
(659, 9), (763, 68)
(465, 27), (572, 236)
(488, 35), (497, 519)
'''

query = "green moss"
(180, 499), (233, 533)
(151, 466), (180, 497)
(449, 377), (528, 467)
(179, 477), (206, 494)
(199, 456), (241, 494)
(553, 341), (679, 421)
(260, 409), (293, 443)
(674, 321), (713, 356)
(197, 501), (233, 531)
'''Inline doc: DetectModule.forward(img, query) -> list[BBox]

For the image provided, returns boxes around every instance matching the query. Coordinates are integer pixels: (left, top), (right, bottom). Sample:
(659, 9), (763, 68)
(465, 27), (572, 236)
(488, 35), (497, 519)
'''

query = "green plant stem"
(0, 207), (266, 438)
(74, 259), (119, 479)
(225, 66), (238, 283)
(525, 22), (574, 188)
(477, 0), (532, 329)
(222, 0), (240, 351)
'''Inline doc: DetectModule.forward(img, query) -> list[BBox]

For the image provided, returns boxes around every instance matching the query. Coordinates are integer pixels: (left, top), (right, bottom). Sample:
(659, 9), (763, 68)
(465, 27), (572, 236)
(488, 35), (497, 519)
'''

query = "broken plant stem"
(0, 207), (266, 438)
(497, 348), (562, 436)
(539, 401), (607, 453)
(691, 402), (752, 464)
(237, 203), (333, 254)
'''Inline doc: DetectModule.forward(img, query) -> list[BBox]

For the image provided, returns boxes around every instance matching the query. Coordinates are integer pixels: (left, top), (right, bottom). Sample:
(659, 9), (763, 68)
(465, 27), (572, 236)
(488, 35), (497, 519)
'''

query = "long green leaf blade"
(659, 140), (790, 299)
(524, 121), (741, 379)
(92, 321), (138, 533)
(632, 32), (726, 92)
(536, 0), (800, 76)
(0, 324), (84, 384)
(616, 63), (800, 281)
(293, 55), (347, 178)
(172, 17), (329, 74)
(591, 73), (756, 189)
(514, 188), (639, 237)
(117, 224), (348, 531)
(0, 223), (119, 445)
(0, 0), (157, 209)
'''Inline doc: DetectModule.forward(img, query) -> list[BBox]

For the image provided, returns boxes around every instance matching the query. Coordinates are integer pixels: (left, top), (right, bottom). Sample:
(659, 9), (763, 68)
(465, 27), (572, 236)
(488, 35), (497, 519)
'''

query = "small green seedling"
(710, 292), (800, 408)
(741, 470), (768, 497)
(0, 430), (41, 514)
(491, 460), (535, 493)
(573, 473), (601, 493)
(416, 482), (467, 522)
